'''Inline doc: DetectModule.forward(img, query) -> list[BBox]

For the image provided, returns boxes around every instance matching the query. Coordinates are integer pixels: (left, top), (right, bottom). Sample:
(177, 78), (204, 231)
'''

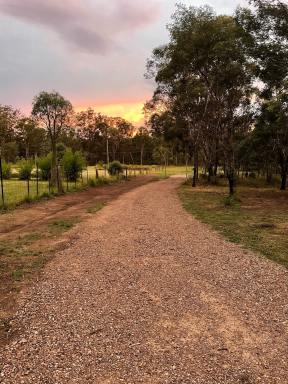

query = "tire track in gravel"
(0, 177), (287, 384)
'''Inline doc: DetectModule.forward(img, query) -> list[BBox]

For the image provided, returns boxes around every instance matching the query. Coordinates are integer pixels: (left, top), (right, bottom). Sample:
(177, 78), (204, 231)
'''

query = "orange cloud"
(75, 101), (145, 125)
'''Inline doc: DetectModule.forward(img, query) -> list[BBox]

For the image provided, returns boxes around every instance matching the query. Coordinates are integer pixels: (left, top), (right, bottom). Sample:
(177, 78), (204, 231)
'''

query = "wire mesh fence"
(0, 157), (153, 210)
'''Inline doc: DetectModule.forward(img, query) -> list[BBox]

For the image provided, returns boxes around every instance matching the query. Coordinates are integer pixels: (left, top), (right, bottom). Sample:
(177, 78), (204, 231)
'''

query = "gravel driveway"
(0, 177), (287, 383)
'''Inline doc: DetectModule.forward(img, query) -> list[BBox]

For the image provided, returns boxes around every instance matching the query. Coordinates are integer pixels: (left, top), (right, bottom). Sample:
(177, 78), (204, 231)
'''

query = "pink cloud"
(0, 0), (161, 54)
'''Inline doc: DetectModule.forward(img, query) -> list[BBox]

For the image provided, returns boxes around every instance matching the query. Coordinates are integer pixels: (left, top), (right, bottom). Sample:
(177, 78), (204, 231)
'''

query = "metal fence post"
(0, 153), (4, 207)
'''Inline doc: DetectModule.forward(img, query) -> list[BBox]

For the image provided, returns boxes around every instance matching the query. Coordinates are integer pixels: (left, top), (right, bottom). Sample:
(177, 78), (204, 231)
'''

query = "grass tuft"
(86, 202), (105, 214)
(48, 218), (79, 234)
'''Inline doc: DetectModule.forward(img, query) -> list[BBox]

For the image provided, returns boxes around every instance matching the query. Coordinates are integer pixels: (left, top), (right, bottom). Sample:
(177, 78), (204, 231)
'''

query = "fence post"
(0, 153), (4, 207)
(36, 161), (39, 196)
(27, 178), (30, 198)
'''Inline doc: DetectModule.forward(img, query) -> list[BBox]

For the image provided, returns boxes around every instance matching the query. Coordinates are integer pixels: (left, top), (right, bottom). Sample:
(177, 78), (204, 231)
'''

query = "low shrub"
(38, 154), (52, 180)
(108, 161), (123, 176)
(88, 178), (97, 187)
(62, 150), (85, 182)
(18, 159), (33, 180)
(1, 160), (11, 179)
(88, 177), (110, 188)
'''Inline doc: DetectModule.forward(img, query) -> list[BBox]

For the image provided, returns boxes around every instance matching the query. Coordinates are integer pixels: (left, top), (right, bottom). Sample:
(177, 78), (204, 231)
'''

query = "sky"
(0, 0), (248, 125)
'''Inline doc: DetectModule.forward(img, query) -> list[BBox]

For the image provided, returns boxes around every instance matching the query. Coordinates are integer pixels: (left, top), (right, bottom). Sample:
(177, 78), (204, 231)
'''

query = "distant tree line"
(0, 99), (158, 166)
(146, 0), (288, 193)
(0, 93), (163, 192)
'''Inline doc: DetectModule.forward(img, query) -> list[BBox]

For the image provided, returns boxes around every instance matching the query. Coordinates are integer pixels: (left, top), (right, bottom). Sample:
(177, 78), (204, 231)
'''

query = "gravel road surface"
(1, 177), (287, 383)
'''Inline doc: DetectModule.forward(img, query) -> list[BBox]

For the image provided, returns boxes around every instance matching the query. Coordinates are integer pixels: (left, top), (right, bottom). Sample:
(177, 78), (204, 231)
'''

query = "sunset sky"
(0, 0), (248, 125)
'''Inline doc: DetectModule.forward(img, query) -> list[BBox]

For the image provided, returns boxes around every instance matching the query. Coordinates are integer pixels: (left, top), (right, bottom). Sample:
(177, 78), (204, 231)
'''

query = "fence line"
(0, 159), (153, 209)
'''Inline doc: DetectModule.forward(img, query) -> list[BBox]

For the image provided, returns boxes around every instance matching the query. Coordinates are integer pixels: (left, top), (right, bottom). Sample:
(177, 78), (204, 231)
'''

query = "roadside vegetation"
(180, 177), (288, 268)
(146, 0), (288, 196)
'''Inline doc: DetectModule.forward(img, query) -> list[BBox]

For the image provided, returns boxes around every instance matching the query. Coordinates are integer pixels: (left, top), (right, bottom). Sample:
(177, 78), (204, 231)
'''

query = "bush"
(88, 178), (97, 187)
(108, 161), (123, 176)
(88, 177), (110, 188)
(38, 154), (52, 180)
(62, 150), (85, 182)
(1, 160), (11, 179)
(18, 159), (33, 180)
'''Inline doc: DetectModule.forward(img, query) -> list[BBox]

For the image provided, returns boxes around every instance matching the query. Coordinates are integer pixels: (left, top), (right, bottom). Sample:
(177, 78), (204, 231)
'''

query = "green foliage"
(1, 160), (11, 179)
(147, 3), (253, 194)
(38, 154), (52, 180)
(56, 143), (67, 161)
(88, 177), (111, 187)
(108, 161), (123, 176)
(88, 178), (97, 187)
(18, 159), (33, 180)
(62, 149), (85, 182)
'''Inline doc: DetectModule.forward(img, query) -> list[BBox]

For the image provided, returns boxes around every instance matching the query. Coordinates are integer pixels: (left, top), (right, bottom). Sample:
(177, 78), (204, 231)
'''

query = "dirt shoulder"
(0, 176), (156, 347)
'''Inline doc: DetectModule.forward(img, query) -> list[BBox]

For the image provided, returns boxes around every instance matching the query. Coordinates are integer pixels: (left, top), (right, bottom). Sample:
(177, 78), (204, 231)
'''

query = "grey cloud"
(0, 0), (160, 54)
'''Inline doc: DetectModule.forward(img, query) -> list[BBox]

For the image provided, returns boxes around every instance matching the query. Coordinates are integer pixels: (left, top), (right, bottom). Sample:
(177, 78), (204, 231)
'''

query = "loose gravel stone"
(0, 178), (287, 383)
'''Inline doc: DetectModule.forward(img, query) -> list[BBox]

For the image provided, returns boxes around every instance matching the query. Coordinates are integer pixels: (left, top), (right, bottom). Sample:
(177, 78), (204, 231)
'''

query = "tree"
(237, 0), (288, 189)
(256, 94), (288, 190)
(32, 91), (73, 192)
(133, 127), (151, 166)
(0, 105), (19, 162)
(16, 117), (47, 159)
(236, 0), (288, 95)
(147, 4), (254, 194)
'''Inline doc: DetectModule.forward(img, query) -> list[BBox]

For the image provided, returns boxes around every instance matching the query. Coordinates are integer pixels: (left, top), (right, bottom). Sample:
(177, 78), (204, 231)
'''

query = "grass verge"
(179, 183), (288, 268)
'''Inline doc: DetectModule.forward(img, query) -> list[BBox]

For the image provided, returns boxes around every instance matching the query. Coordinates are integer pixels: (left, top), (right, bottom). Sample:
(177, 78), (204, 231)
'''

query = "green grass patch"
(12, 269), (24, 281)
(48, 218), (79, 234)
(86, 202), (105, 214)
(179, 184), (288, 268)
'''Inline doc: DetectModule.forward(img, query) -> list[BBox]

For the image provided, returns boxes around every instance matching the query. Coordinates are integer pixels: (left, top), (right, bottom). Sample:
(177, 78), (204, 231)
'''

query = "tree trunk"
(279, 157), (287, 191)
(106, 137), (110, 166)
(227, 170), (235, 196)
(208, 166), (213, 183)
(57, 164), (64, 194)
(266, 166), (272, 184)
(50, 141), (58, 189)
(192, 150), (198, 187)
(50, 141), (63, 193)
(280, 172), (287, 190)
(140, 145), (144, 166)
